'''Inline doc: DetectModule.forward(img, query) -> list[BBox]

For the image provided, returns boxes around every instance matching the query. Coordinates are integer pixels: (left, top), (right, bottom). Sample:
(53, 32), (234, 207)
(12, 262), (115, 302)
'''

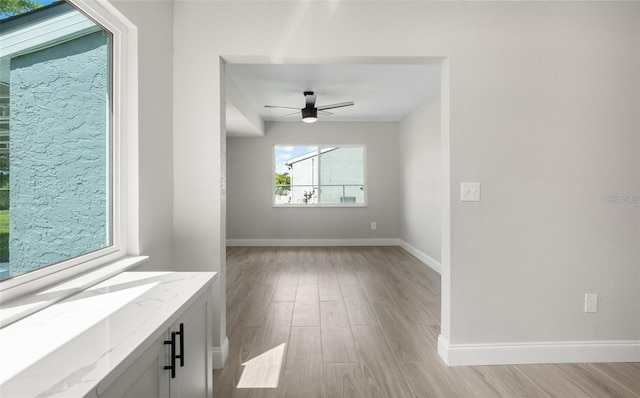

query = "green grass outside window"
(0, 210), (8, 262)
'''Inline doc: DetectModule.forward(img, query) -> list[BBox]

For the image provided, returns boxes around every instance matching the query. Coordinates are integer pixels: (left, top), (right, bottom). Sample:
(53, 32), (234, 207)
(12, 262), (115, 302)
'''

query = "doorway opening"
(221, 54), (451, 356)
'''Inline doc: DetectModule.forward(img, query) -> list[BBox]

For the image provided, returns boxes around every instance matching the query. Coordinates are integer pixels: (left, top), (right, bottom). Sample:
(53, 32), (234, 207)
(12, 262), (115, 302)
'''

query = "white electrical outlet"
(371, 222), (377, 230)
(461, 182), (481, 202)
(584, 293), (598, 313)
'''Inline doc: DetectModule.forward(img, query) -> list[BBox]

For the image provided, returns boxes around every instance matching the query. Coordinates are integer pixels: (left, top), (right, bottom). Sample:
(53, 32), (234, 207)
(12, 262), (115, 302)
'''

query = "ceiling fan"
(265, 91), (354, 123)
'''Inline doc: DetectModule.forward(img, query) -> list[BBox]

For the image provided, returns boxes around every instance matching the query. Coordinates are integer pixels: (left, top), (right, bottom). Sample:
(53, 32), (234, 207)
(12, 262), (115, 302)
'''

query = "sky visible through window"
(0, 0), (57, 20)
(274, 145), (316, 174)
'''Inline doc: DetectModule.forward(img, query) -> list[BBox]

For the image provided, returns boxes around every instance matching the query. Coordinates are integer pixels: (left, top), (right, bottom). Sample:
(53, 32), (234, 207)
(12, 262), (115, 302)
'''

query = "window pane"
(274, 146), (318, 205)
(320, 147), (364, 204)
(0, 2), (111, 281)
(274, 145), (365, 206)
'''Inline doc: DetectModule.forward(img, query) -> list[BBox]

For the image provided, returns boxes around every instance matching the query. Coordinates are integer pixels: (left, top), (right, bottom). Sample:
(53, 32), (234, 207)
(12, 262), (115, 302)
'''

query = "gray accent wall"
(399, 95), (442, 264)
(227, 122), (400, 240)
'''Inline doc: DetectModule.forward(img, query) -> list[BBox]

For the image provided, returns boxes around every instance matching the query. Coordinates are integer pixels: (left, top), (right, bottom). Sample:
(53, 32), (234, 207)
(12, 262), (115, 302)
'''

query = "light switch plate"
(461, 182), (481, 202)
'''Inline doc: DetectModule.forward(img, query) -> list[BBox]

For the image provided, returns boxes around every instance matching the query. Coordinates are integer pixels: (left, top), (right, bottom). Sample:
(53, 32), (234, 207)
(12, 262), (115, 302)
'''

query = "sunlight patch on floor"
(237, 343), (286, 389)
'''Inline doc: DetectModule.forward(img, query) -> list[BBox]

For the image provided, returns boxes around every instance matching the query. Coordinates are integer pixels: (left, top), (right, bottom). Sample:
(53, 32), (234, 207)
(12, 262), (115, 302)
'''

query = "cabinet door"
(100, 334), (170, 398)
(169, 297), (211, 398)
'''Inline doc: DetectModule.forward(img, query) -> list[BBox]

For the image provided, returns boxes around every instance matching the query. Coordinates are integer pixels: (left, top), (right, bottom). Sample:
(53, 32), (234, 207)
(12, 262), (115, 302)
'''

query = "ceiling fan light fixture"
(302, 107), (318, 123)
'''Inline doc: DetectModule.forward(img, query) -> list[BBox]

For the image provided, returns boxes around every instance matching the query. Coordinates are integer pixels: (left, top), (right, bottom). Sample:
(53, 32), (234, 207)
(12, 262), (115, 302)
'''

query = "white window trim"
(0, 0), (141, 308)
(273, 144), (368, 208)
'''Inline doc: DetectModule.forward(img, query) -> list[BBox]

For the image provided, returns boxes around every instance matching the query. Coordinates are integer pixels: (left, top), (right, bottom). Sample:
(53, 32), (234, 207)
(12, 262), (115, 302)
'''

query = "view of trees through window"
(0, 0), (112, 281)
(274, 145), (365, 206)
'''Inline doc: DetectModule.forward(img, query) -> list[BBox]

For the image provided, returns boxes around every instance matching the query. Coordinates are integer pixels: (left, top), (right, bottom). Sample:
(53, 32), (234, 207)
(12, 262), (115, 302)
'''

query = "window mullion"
(316, 147), (322, 204)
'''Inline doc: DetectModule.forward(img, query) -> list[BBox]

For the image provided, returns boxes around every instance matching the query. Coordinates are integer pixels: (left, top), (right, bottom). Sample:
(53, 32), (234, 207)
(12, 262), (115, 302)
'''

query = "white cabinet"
(169, 295), (211, 398)
(113, 335), (169, 398)
(101, 286), (212, 398)
(0, 271), (216, 397)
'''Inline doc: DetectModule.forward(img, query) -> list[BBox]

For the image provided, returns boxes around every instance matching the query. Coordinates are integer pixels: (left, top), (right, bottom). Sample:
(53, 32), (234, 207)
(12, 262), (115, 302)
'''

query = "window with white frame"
(0, 0), (129, 287)
(274, 145), (366, 206)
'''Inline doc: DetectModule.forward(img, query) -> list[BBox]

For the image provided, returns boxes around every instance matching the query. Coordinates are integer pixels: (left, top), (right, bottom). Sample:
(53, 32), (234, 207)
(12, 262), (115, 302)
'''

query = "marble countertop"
(0, 270), (217, 397)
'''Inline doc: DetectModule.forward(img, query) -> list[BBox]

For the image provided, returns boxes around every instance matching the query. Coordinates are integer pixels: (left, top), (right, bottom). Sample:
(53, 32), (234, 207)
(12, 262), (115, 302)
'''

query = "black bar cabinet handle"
(164, 331), (177, 378)
(176, 323), (185, 367)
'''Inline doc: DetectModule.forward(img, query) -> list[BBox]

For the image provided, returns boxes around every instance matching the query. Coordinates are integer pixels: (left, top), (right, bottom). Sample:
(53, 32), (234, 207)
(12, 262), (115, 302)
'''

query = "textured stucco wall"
(227, 122), (400, 240)
(9, 31), (109, 274)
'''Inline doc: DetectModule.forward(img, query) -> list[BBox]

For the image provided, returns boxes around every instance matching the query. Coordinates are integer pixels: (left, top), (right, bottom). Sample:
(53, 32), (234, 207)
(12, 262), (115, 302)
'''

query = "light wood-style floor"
(213, 246), (640, 397)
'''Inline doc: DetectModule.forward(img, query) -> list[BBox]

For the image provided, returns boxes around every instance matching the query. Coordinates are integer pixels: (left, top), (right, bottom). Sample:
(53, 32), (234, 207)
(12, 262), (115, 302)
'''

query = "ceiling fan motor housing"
(302, 107), (318, 119)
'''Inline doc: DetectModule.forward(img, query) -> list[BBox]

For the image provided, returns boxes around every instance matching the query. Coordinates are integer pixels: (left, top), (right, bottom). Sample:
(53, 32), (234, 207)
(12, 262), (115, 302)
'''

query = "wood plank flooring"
(214, 246), (640, 398)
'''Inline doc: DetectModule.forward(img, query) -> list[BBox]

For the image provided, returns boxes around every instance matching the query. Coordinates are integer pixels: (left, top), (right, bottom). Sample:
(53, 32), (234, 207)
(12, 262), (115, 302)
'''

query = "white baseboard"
(398, 240), (441, 274)
(212, 337), (229, 369)
(438, 335), (640, 366)
(226, 238), (400, 247)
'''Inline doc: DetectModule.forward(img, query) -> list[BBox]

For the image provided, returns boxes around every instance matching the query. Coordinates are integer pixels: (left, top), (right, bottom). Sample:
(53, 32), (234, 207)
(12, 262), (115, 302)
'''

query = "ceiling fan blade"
(280, 111), (301, 118)
(265, 105), (301, 110)
(305, 94), (317, 107)
(318, 110), (333, 116)
(317, 101), (354, 111)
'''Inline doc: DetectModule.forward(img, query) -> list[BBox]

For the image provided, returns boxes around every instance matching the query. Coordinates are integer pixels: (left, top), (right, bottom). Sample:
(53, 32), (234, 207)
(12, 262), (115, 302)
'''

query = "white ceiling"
(225, 63), (441, 136)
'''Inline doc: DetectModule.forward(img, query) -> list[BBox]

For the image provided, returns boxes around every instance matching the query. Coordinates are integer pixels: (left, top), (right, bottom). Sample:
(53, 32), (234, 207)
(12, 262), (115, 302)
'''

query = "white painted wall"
(172, 3), (227, 366)
(399, 95), (442, 271)
(173, 0), (640, 364)
(109, 0), (174, 271)
(227, 122), (400, 242)
(112, 1), (228, 365)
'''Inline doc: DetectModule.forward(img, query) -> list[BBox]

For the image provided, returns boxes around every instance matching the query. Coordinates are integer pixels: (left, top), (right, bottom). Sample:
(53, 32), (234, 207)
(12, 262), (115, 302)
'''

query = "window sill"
(0, 255), (148, 328)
